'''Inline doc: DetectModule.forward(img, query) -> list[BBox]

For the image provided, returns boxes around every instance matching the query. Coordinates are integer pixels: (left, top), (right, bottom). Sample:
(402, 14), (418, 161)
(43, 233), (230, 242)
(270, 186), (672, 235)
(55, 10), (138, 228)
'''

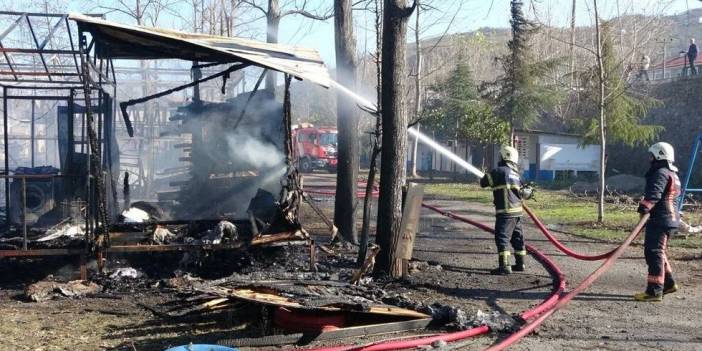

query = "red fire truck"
(293, 124), (338, 173)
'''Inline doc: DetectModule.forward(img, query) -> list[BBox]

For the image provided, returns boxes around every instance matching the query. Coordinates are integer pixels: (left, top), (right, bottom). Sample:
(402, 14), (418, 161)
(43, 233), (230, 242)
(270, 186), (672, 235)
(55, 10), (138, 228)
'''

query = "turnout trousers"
(494, 216), (525, 255)
(644, 223), (676, 296)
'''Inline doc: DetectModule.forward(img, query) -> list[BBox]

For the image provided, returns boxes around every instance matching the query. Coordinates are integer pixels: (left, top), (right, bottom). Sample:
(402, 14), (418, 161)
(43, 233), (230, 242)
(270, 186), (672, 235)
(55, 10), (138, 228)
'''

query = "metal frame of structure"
(0, 11), (114, 278)
(0, 12), (312, 278)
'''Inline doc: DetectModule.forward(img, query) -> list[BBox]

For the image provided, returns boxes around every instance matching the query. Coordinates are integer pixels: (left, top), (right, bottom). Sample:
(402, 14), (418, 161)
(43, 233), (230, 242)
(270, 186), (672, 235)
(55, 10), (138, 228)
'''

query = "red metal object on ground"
(293, 125), (338, 173)
(274, 307), (345, 332)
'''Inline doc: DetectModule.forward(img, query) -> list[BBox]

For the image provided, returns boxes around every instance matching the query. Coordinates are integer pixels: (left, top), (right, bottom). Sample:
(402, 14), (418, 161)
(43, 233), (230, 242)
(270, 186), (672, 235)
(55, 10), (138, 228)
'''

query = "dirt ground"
(1, 174), (701, 350)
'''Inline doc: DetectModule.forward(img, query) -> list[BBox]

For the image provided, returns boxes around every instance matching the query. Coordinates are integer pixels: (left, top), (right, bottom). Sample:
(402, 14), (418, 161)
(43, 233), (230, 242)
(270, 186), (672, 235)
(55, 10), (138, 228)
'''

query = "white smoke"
(225, 130), (285, 169)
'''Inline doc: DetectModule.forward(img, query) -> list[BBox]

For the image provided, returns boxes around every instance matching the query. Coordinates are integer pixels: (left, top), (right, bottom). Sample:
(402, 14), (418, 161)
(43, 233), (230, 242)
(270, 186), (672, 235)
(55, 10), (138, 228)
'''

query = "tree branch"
(281, 0), (333, 20)
(282, 9), (333, 20)
(398, 0), (417, 18)
(240, 0), (268, 15)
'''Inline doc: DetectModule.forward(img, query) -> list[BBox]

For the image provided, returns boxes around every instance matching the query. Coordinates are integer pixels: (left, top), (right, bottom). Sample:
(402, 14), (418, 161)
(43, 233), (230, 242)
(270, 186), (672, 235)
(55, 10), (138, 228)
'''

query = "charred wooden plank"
(218, 318), (433, 347)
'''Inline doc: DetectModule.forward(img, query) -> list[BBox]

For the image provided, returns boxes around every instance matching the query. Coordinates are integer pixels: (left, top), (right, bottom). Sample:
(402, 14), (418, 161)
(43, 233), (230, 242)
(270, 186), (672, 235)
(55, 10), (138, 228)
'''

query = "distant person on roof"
(637, 55), (651, 81)
(687, 38), (697, 75)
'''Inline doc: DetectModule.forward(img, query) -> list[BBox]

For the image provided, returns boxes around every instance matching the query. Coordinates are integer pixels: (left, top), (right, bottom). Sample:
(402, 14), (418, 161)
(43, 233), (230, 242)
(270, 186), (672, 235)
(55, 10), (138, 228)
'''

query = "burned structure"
(0, 12), (334, 277)
(168, 92), (287, 221)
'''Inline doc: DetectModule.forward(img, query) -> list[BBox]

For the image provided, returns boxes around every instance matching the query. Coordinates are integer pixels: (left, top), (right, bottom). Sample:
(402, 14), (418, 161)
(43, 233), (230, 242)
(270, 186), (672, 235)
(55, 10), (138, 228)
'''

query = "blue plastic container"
(164, 345), (238, 351)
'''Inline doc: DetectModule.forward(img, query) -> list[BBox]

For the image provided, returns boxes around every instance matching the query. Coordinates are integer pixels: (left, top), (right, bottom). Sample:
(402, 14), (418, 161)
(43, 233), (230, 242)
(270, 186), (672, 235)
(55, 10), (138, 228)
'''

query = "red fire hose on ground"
(523, 205), (618, 261)
(485, 213), (649, 351)
(421, 204), (648, 351)
(304, 188), (379, 197)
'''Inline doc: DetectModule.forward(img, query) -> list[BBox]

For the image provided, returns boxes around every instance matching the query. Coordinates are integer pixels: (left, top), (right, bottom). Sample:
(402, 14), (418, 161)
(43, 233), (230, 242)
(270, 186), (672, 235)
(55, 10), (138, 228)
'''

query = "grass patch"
(424, 182), (702, 249)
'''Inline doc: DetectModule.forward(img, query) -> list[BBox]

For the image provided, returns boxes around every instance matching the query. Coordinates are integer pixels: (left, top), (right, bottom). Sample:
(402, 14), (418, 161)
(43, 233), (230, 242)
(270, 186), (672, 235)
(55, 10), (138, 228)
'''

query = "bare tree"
(333, 0), (360, 244)
(593, 0), (606, 223)
(241, 0), (333, 92)
(357, 0), (382, 267)
(410, 0), (421, 178)
(373, 0), (415, 278)
(569, 0), (576, 90)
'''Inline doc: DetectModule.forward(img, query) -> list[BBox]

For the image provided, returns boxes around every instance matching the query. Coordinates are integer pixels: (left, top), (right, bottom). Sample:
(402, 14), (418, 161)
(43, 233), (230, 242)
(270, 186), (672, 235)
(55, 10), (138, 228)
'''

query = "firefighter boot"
(663, 274), (678, 295)
(490, 252), (512, 275)
(633, 291), (663, 302)
(512, 251), (526, 272)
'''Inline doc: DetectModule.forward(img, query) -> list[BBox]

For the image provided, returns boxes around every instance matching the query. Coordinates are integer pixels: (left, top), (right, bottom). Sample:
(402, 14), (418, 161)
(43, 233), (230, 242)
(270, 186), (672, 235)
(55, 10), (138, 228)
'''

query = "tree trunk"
(594, 0), (606, 223)
(333, 0), (360, 244)
(410, 2), (421, 178)
(265, 0), (281, 93)
(357, 0), (383, 266)
(374, 0), (414, 278)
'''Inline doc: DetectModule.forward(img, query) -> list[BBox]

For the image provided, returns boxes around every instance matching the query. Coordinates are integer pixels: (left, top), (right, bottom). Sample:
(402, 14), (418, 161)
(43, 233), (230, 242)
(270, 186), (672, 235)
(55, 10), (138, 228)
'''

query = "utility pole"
(656, 37), (674, 79)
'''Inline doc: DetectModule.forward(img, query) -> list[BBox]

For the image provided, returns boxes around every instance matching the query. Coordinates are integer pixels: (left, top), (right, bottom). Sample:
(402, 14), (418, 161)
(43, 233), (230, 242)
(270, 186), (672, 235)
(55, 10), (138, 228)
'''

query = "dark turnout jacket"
(638, 161), (681, 229)
(689, 43), (698, 57)
(480, 161), (523, 217)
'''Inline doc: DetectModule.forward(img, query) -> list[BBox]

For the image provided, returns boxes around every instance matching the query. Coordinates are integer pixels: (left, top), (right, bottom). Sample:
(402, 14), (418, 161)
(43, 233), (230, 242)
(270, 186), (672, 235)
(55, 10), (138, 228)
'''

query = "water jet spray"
(407, 128), (485, 179)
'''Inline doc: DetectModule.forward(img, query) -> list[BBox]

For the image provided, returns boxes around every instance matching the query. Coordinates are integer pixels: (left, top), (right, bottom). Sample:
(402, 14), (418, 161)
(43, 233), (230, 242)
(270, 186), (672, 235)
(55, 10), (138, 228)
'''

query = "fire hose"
(306, 204), (567, 351)
(301, 177), (648, 350)
(303, 188), (379, 197)
(523, 205), (618, 261)
(484, 213), (649, 351)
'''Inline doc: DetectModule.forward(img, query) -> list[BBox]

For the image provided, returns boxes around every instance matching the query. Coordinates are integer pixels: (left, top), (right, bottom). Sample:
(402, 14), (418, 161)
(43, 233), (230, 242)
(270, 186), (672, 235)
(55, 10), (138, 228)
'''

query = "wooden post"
(395, 183), (424, 278)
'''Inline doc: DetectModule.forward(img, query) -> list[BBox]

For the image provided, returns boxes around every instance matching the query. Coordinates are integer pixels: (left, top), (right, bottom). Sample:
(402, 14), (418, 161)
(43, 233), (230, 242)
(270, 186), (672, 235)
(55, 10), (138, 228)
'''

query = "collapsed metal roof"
(68, 13), (332, 88)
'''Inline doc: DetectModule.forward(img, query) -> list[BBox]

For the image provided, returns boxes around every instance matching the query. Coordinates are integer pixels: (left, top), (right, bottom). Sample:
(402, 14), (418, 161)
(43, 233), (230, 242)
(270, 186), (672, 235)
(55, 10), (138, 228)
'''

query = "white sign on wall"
(540, 144), (599, 172)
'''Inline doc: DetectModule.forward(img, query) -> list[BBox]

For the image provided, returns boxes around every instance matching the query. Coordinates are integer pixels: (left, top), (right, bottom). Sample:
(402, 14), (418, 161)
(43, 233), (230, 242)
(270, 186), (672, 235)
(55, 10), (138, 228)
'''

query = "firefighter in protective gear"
(634, 142), (680, 302)
(480, 145), (532, 275)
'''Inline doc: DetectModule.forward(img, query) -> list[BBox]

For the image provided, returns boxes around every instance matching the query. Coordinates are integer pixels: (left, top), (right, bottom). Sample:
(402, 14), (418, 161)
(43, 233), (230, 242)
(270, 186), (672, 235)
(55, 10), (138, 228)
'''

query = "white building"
(494, 130), (601, 181)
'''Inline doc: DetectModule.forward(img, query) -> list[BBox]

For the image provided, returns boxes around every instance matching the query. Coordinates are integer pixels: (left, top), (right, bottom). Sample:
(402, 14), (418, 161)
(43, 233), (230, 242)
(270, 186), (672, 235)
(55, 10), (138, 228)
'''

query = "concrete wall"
(607, 77), (702, 188)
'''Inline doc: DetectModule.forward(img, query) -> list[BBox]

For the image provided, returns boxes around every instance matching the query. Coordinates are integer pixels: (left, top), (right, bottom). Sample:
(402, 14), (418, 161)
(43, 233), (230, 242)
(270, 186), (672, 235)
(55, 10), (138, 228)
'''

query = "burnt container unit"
(168, 91), (287, 228)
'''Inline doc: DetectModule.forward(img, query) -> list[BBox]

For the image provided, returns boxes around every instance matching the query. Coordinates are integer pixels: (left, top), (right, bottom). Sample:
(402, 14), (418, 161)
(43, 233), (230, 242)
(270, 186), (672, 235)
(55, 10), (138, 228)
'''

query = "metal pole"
(3, 87), (9, 226)
(30, 98), (35, 167)
(663, 43), (667, 79)
(67, 89), (74, 198)
(21, 177), (27, 250)
(81, 112), (85, 154)
(679, 134), (702, 212)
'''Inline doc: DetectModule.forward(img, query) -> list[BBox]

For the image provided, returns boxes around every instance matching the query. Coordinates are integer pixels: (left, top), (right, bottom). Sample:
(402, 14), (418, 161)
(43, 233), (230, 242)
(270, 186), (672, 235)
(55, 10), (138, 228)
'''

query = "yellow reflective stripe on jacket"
(486, 173), (494, 187)
(496, 206), (523, 214)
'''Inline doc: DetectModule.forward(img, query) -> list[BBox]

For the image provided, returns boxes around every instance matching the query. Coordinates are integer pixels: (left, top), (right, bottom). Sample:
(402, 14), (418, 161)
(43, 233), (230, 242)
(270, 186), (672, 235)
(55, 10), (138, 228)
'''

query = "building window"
(516, 138), (528, 160)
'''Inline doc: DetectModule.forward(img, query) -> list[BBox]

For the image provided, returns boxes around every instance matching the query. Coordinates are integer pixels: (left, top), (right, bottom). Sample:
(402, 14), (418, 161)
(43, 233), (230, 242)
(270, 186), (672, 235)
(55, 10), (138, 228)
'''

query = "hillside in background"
(290, 8), (702, 141)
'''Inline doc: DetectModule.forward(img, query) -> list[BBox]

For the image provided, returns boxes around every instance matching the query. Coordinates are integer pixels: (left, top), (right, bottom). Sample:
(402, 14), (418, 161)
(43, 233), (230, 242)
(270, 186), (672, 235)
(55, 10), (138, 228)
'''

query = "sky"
(49, 0), (702, 67)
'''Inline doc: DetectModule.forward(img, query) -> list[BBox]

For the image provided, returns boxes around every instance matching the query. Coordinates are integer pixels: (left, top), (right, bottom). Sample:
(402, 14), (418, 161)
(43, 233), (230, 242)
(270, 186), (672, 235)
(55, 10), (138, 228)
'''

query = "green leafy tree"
(424, 61), (508, 145)
(578, 22), (662, 147)
(579, 16), (662, 223)
(482, 0), (560, 143)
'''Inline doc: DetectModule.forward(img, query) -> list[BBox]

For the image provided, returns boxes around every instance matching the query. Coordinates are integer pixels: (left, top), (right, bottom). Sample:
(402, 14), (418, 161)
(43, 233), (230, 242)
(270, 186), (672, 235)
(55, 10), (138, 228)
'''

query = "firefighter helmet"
(649, 142), (675, 163)
(500, 145), (519, 165)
